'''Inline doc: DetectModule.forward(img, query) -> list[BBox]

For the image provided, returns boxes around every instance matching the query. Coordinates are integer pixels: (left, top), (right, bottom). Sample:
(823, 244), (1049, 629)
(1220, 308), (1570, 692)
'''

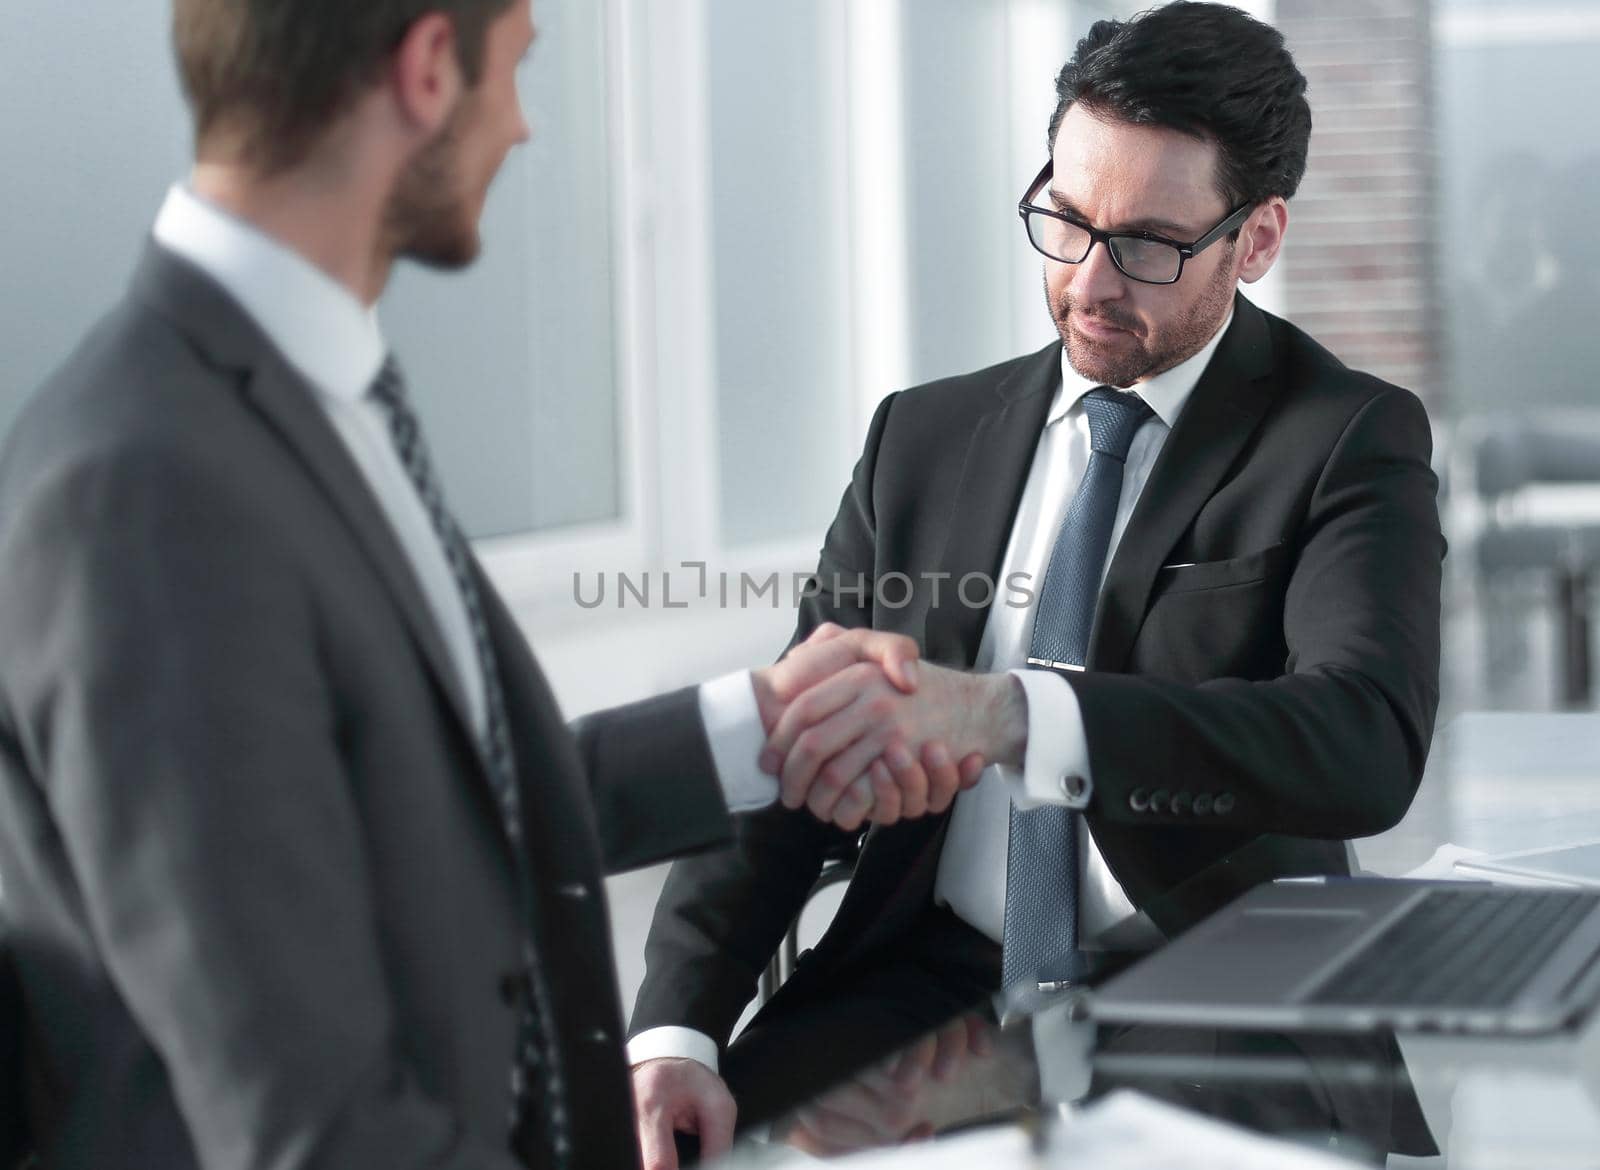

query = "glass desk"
(718, 991), (1600, 1168)
(715, 713), (1600, 1168)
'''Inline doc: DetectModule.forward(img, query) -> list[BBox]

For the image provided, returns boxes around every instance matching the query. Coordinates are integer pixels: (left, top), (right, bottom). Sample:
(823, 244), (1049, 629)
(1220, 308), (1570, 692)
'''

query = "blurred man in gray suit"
(0, 2), (978, 1167)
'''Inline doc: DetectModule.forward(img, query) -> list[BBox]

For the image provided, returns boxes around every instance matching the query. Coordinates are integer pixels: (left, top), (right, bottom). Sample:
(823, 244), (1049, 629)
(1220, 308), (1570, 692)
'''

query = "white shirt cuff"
(1006, 668), (1093, 810)
(627, 1026), (720, 1073)
(697, 671), (779, 813)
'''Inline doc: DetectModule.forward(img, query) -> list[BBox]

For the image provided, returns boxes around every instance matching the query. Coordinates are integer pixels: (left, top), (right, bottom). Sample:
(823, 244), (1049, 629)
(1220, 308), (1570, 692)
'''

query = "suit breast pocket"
(1133, 543), (1292, 683)
(1151, 542), (1290, 596)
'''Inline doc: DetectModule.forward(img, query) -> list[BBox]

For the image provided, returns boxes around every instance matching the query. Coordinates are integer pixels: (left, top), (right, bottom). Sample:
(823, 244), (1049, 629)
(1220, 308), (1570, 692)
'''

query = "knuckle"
(791, 734), (820, 768)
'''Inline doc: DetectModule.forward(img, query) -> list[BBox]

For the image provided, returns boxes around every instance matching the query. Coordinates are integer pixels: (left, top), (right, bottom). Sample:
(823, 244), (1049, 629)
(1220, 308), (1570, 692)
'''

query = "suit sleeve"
(568, 688), (735, 875)
(1068, 385), (1444, 838)
(627, 393), (900, 1047)
(0, 447), (524, 1170)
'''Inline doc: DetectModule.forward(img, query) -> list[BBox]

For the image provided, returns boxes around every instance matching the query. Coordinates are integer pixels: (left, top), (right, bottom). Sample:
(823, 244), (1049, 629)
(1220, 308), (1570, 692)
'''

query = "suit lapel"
(922, 344), (1060, 668)
(131, 243), (482, 759)
(242, 362), (481, 739)
(1088, 293), (1279, 672)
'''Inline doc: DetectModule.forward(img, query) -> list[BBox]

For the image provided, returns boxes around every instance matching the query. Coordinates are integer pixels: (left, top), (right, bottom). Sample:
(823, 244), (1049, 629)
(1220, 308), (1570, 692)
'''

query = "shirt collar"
(1049, 307), (1234, 430)
(151, 183), (386, 402)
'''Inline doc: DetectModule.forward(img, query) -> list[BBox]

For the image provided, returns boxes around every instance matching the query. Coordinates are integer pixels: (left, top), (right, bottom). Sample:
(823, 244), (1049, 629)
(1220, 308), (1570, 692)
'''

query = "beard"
(383, 102), (482, 271)
(1051, 243), (1237, 387)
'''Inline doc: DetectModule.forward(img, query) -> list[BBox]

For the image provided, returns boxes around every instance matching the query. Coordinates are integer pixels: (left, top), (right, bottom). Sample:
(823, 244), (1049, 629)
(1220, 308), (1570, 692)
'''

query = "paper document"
(1043, 1090), (1367, 1169)
(825, 1125), (1033, 1168)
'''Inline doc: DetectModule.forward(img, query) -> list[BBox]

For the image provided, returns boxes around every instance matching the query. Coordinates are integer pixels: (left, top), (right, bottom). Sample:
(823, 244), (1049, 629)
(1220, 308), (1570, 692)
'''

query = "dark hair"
(1047, 2), (1311, 208)
(173, 0), (517, 174)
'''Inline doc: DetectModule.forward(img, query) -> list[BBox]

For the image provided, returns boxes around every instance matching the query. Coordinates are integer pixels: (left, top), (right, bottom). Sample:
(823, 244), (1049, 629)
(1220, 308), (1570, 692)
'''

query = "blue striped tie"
(369, 357), (572, 1167)
(1001, 386), (1152, 989)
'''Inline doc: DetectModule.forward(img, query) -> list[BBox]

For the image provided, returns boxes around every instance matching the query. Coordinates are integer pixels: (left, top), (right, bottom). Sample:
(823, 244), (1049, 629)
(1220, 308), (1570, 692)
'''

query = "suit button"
(1148, 788), (1171, 814)
(559, 881), (591, 901)
(498, 972), (525, 1006)
(1193, 794), (1214, 816)
(1060, 774), (1088, 801)
(1129, 788), (1150, 812)
(588, 1028), (611, 1045)
(1171, 791), (1192, 816)
(1214, 793), (1236, 816)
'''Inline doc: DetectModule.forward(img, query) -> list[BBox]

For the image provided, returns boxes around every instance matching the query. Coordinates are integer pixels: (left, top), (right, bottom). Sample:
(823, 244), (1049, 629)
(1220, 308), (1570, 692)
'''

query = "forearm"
(631, 804), (842, 1043)
(1067, 665), (1431, 838)
(571, 686), (734, 873)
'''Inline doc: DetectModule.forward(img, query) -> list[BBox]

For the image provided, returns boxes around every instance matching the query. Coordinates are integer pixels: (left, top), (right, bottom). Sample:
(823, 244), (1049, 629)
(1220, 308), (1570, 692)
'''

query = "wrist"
(973, 673), (1028, 767)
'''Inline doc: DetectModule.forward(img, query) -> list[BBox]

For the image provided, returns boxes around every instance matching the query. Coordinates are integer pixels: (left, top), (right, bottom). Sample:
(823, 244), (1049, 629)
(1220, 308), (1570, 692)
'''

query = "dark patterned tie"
(1001, 386), (1152, 989)
(368, 357), (571, 1166)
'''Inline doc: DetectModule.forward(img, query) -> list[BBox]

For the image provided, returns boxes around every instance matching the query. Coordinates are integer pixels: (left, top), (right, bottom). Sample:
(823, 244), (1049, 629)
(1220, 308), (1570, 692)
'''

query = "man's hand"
(750, 623), (920, 735)
(780, 1015), (994, 1157)
(764, 661), (1026, 824)
(632, 1057), (737, 1170)
(884, 1012), (993, 1088)
(750, 625), (984, 831)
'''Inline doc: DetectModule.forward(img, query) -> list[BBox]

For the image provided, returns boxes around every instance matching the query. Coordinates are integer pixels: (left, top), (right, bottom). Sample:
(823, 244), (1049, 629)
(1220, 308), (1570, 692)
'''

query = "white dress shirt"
(151, 184), (778, 815)
(933, 320), (1230, 950)
(631, 317), (1234, 1073)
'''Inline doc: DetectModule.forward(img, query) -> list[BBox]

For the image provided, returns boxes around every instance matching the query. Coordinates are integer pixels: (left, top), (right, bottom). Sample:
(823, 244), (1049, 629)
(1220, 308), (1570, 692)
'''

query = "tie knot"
(368, 355), (409, 413)
(1082, 387), (1153, 460)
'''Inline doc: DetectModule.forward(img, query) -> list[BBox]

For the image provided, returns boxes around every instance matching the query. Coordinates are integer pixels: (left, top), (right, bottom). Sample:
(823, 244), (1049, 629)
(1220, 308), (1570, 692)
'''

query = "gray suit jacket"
(0, 244), (731, 1170)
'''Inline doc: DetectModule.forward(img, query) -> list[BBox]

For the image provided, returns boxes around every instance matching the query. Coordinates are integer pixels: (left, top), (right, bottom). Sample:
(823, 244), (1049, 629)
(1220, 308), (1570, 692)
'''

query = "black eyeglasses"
(1017, 160), (1253, 286)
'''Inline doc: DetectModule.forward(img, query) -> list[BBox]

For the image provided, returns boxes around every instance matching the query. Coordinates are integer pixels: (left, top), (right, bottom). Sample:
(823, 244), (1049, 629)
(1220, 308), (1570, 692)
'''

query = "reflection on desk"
(719, 985), (1600, 1168)
(721, 997), (1438, 1168)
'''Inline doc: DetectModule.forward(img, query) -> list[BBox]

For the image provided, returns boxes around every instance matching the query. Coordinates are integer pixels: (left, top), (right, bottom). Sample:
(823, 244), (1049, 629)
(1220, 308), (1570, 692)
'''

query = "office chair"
(758, 832), (863, 1003)
(1467, 414), (1600, 706)
(0, 910), (32, 1169)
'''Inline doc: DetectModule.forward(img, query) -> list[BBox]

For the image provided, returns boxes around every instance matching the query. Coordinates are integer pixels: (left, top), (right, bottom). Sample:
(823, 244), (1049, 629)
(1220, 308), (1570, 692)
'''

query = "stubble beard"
(383, 102), (482, 271)
(1052, 242), (1238, 387)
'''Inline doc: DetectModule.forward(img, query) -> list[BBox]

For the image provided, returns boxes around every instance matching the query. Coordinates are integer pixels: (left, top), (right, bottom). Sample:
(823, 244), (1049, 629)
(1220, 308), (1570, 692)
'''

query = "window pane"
(385, 0), (622, 539)
(901, 1), (1019, 384)
(705, 0), (853, 548)
(0, 5), (189, 441)
(1437, 23), (1600, 413)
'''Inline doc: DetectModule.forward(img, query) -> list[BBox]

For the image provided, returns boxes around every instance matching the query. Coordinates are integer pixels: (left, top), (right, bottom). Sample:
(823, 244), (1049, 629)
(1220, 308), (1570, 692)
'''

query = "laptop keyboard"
(1305, 887), (1597, 1009)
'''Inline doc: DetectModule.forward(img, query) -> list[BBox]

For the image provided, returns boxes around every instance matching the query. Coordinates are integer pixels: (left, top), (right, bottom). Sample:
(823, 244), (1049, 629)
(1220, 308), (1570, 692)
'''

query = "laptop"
(1089, 878), (1600, 1035)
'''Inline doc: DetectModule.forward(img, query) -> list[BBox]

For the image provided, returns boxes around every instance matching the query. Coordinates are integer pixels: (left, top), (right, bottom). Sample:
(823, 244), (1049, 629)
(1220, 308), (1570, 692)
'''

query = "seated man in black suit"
(627, 4), (1444, 1166)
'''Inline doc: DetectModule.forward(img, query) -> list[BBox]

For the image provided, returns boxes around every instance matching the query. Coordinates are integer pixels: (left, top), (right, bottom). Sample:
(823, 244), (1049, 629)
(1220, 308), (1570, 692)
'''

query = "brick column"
(1276, 0), (1441, 410)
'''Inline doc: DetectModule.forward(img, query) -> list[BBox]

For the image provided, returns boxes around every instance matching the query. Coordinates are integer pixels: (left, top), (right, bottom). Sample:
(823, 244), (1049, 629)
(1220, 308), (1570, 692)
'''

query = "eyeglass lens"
(1025, 213), (1182, 284)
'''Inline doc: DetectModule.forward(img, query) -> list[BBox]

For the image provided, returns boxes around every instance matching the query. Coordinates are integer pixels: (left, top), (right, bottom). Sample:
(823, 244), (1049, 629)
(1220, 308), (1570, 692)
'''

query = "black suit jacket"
(632, 294), (1444, 1051)
(0, 244), (731, 1170)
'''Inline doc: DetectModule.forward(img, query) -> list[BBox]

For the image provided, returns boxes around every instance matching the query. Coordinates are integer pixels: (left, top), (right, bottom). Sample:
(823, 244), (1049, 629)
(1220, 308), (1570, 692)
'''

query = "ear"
(388, 13), (464, 135)
(1238, 197), (1289, 285)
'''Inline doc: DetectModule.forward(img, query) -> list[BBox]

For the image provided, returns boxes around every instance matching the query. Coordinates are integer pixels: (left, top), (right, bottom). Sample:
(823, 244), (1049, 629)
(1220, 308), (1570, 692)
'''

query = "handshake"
(747, 623), (1030, 832)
